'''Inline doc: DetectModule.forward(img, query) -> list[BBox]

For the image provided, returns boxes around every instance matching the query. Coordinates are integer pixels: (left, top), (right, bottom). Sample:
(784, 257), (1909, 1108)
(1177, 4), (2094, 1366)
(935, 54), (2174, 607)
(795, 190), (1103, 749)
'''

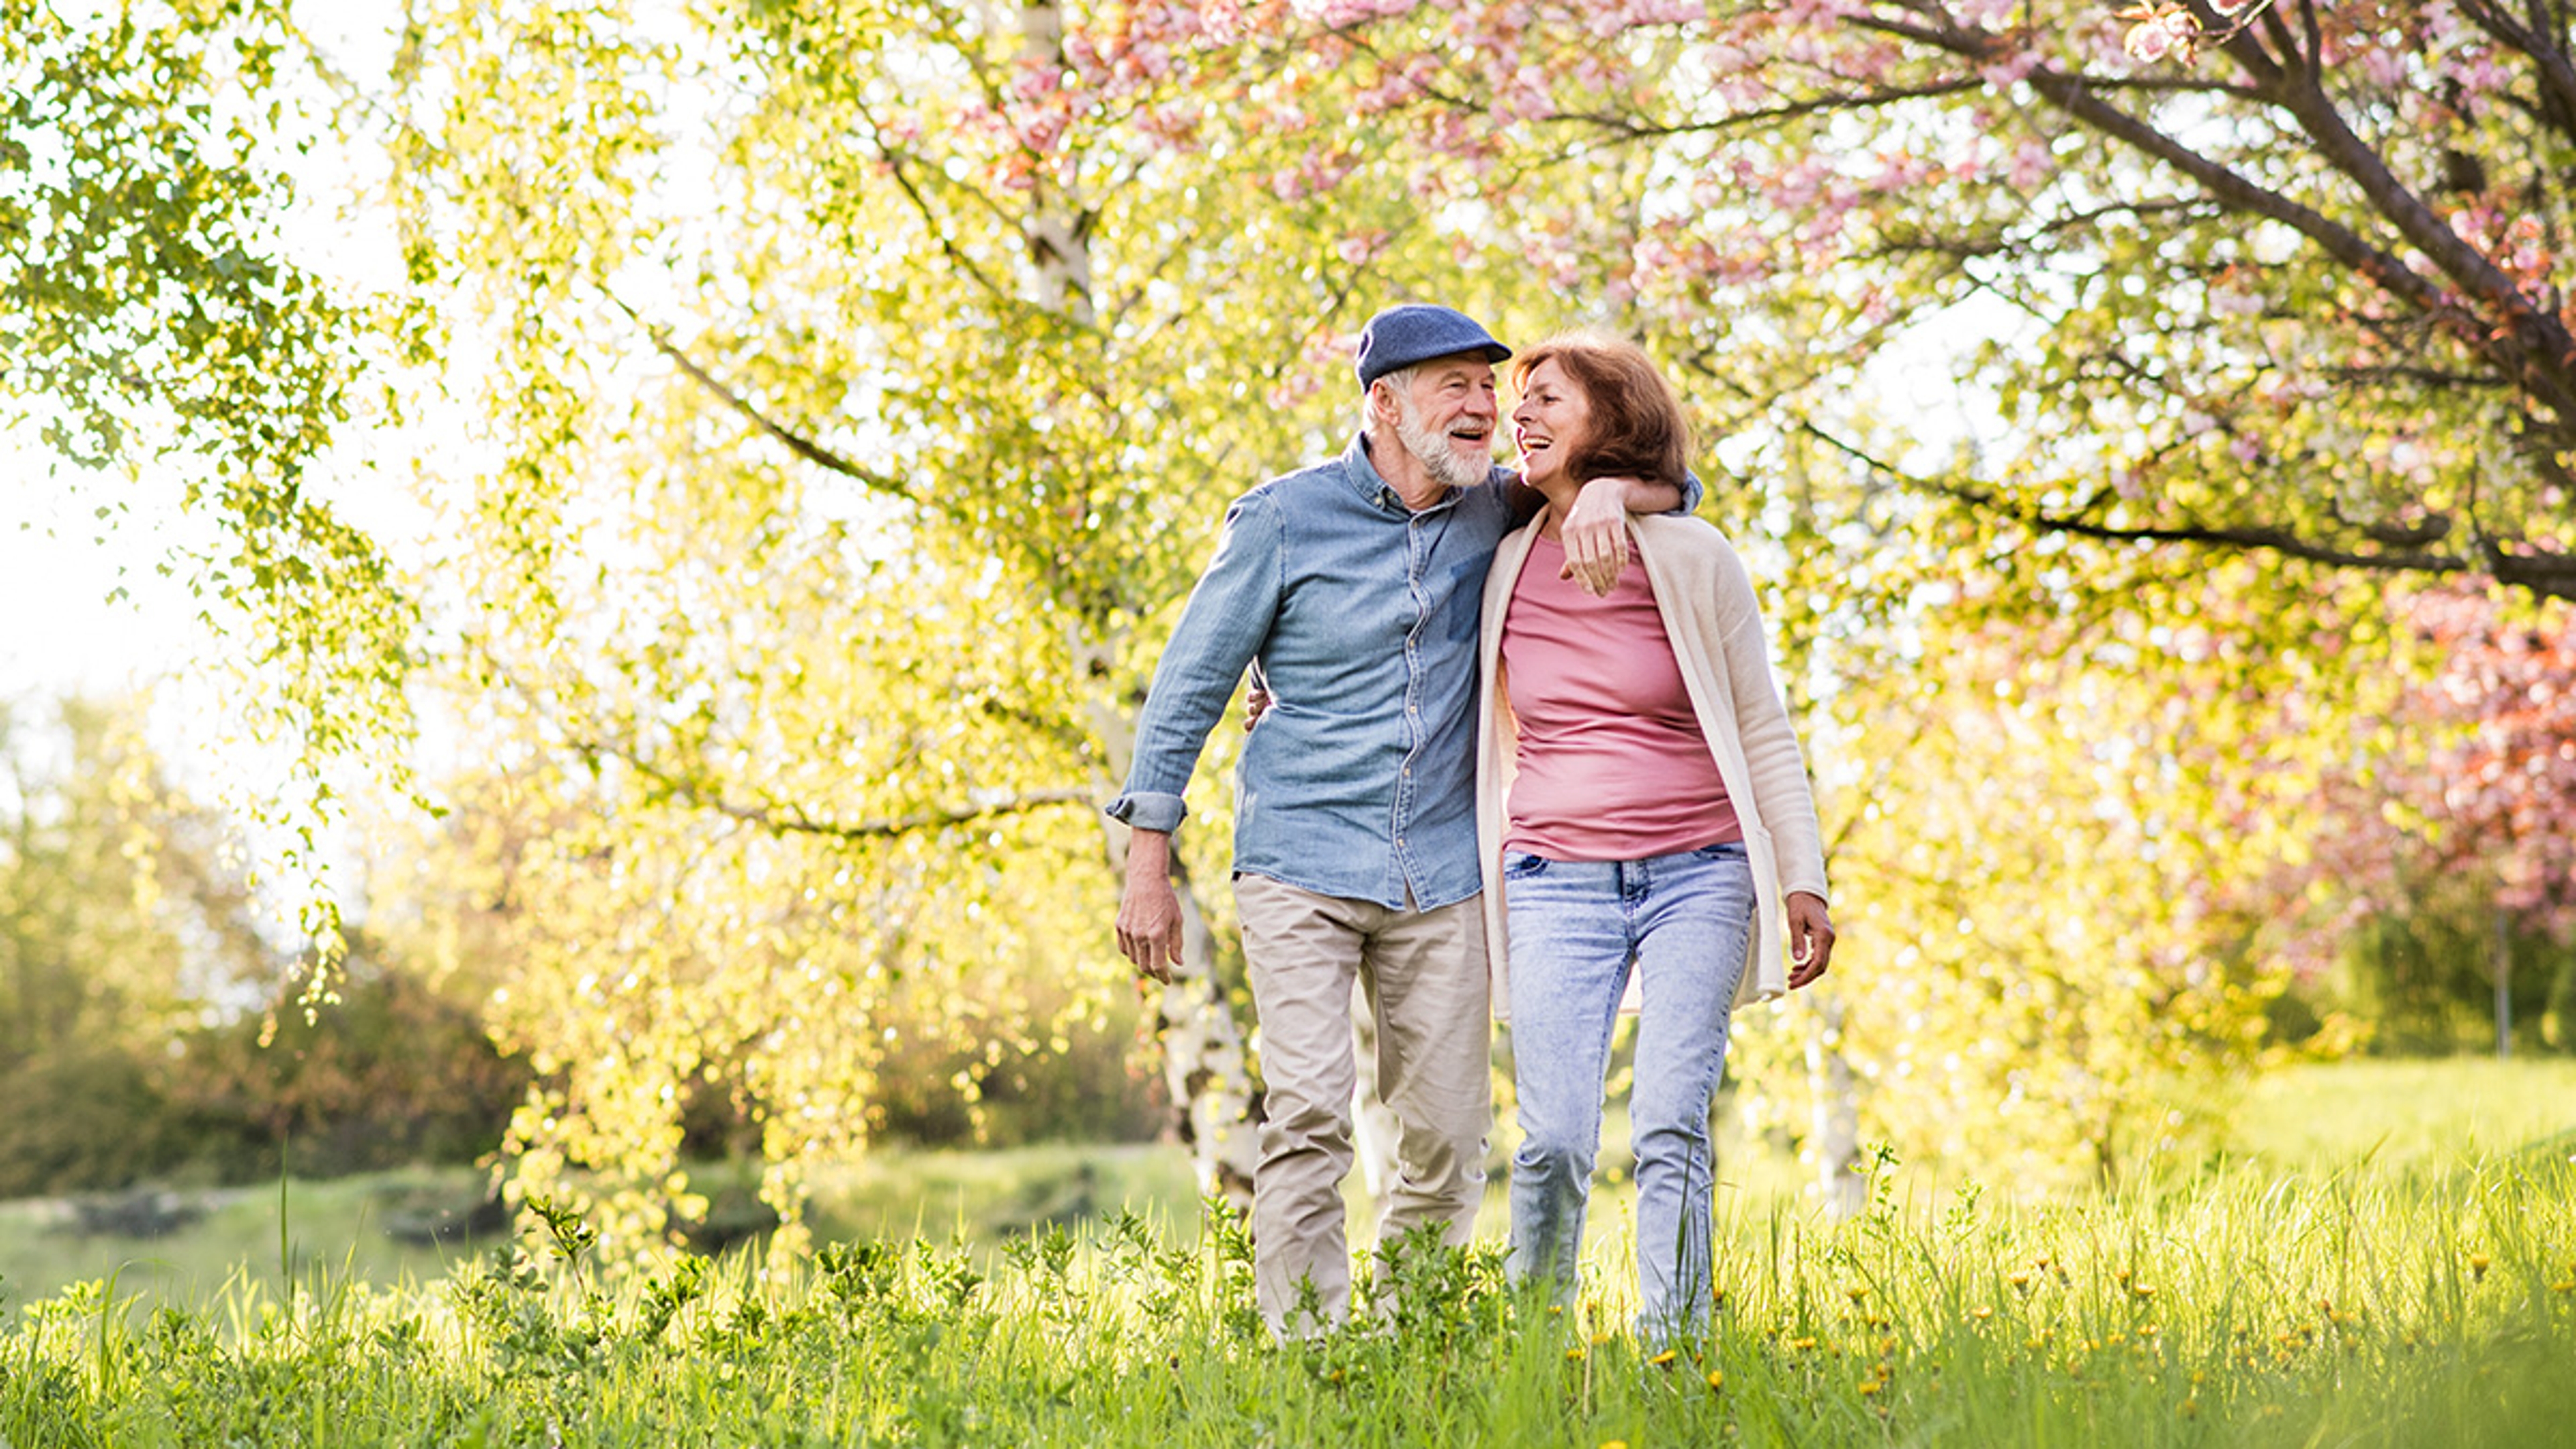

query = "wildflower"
(2132, 1283), (2157, 1301)
(2008, 1271), (2032, 1291)
(1566, 1347), (1586, 1362)
(1973, 1305), (1993, 1320)
(2552, 1279), (2575, 1294)
(1706, 1369), (1725, 1391)
(2469, 1253), (2491, 1281)
(1789, 1336), (1818, 1351)
(1859, 1380), (1882, 1397)
(2181, 1397), (2200, 1419)
(1648, 1349), (1678, 1367)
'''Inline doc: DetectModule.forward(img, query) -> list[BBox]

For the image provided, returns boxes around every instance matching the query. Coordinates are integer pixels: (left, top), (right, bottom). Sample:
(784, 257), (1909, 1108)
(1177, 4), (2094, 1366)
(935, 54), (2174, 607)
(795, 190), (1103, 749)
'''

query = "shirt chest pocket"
(1431, 557), (1486, 643)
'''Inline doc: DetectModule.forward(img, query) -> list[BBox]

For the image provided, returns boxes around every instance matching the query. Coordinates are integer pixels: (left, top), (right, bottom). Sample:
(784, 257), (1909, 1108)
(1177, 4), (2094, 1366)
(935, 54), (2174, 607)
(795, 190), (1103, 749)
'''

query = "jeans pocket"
(1503, 852), (1551, 881)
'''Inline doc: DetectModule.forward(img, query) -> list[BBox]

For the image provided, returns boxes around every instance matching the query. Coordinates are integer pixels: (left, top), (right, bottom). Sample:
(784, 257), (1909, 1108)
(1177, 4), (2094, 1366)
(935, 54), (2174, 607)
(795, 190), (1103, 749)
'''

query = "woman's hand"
(1786, 891), (1835, 989)
(1557, 478), (1634, 596)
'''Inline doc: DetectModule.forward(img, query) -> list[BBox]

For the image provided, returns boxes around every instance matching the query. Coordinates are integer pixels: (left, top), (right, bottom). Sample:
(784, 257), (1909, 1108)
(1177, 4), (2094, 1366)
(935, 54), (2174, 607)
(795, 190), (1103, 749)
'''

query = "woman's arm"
(1707, 543), (1835, 983)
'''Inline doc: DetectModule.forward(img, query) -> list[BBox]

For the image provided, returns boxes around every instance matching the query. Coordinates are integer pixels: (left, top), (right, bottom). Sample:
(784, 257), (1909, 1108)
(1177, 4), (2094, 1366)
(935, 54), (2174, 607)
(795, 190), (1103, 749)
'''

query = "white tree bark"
(1807, 993), (1866, 1220)
(1079, 629), (1260, 1208)
(1020, 0), (1258, 1208)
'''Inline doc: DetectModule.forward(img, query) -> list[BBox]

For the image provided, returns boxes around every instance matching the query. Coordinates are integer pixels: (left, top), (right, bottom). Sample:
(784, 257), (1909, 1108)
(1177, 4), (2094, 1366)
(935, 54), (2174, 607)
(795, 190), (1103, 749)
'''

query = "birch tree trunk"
(1022, 0), (1258, 1207)
(1807, 993), (1866, 1220)
(1079, 632), (1260, 1208)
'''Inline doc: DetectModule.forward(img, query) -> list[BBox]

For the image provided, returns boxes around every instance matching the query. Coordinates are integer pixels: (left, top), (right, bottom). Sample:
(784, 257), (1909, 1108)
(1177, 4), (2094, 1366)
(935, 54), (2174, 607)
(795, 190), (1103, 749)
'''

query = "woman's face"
(1511, 358), (1592, 490)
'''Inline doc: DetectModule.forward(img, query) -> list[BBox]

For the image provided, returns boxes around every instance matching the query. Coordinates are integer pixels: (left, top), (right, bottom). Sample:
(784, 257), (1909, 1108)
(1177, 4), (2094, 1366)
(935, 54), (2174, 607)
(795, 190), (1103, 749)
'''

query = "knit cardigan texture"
(1475, 513), (1831, 1021)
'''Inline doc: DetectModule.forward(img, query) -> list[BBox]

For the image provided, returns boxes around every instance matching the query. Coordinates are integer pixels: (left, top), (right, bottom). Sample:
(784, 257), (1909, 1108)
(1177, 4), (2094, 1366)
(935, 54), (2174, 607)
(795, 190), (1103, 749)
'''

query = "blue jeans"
(1503, 841), (1756, 1341)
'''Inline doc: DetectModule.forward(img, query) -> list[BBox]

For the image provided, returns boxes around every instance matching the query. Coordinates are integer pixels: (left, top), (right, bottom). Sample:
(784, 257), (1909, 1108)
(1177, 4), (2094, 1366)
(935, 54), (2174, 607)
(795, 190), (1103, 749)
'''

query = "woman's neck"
(1532, 477), (1586, 538)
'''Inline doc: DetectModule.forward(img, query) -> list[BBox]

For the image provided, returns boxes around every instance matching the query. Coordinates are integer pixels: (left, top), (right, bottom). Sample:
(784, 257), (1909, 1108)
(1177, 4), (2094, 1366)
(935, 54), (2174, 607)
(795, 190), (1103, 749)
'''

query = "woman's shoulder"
(1633, 513), (1745, 568)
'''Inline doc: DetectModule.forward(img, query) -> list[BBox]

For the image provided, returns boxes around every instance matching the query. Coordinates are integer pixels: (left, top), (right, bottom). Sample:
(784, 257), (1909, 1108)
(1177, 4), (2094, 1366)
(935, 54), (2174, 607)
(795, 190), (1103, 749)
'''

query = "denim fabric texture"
(1503, 840), (1756, 1342)
(1110, 434), (1704, 911)
(1109, 433), (1517, 909)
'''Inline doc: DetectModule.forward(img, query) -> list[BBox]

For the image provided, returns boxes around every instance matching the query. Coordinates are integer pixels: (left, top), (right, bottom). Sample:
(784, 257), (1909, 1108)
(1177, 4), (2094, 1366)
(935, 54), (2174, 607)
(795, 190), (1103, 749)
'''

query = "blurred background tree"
(2, 0), (2570, 1238)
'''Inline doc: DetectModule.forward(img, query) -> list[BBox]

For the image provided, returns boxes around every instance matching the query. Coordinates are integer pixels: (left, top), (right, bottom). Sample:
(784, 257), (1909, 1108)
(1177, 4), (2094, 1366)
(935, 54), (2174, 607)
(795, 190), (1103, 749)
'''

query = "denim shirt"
(1108, 433), (1701, 911)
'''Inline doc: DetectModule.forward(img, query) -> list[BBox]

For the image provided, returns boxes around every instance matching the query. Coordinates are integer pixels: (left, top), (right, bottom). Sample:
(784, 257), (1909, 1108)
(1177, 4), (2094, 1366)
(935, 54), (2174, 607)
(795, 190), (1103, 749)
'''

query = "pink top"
(1499, 533), (1739, 861)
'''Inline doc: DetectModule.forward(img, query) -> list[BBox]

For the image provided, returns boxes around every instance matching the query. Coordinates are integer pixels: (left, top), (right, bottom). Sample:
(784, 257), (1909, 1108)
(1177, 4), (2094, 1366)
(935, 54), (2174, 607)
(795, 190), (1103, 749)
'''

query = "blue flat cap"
(1354, 304), (1511, 391)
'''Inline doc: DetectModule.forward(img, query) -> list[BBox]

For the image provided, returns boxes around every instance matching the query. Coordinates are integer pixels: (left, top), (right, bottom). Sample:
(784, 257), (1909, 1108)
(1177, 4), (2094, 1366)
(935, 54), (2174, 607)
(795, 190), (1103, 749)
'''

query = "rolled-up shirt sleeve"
(1105, 492), (1284, 832)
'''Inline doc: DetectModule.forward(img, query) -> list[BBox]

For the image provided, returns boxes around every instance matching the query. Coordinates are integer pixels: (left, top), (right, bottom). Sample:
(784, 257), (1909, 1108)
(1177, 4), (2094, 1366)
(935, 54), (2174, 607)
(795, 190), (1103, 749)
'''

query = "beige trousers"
(1234, 873), (1492, 1335)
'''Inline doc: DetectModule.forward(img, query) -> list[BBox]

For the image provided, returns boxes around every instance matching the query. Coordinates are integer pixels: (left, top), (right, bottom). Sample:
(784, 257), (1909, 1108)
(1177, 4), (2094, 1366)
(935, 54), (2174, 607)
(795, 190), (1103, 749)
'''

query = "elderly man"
(1108, 303), (1698, 1334)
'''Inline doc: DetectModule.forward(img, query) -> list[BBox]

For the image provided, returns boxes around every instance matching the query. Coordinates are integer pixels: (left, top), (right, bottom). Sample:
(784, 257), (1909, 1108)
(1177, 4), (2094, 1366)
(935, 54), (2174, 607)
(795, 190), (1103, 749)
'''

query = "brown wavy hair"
(1509, 333), (1690, 492)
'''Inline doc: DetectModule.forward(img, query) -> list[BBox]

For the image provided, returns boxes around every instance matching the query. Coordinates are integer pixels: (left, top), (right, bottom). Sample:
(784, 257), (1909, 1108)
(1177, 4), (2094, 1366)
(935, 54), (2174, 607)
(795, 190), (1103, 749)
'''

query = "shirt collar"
(1342, 431), (1463, 514)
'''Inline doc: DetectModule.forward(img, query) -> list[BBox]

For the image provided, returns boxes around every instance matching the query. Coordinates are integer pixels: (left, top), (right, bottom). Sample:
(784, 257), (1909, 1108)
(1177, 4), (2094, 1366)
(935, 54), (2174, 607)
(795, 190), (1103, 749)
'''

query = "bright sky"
(3, 3), (415, 700)
(1, 442), (209, 700)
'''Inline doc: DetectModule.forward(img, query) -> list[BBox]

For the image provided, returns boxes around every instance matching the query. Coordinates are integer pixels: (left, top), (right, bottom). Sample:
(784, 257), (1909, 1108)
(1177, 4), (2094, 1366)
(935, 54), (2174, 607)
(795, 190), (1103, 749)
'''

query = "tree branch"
(606, 296), (937, 513)
(2229, 43), (2576, 424)
(572, 734), (1098, 843)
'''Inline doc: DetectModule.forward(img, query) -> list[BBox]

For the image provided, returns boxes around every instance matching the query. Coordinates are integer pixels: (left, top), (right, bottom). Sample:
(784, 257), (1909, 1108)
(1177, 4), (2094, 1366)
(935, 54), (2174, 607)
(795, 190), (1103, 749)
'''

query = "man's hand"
(1786, 890), (1836, 990)
(1116, 829), (1186, 983)
(1557, 477), (1633, 596)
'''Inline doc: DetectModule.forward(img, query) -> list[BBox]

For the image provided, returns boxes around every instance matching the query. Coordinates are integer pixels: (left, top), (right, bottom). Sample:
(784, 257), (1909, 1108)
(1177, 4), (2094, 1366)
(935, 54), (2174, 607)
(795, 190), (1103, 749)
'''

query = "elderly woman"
(1475, 333), (1835, 1342)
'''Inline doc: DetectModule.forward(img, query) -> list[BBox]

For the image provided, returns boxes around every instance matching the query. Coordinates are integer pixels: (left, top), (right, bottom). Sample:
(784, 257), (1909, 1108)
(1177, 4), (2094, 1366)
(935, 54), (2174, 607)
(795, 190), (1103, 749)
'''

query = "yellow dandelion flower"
(2181, 1397), (2200, 1419)
(1859, 1380), (1882, 1397)
(1566, 1347), (1587, 1362)
(1973, 1305), (1994, 1320)
(2469, 1254), (2491, 1280)
(1648, 1349), (1678, 1367)
(2132, 1283), (2157, 1300)
(1707, 1370), (1726, 1391)
(2551, 1279), (2575, 1294)
(1789, 1336), (1818, 1351)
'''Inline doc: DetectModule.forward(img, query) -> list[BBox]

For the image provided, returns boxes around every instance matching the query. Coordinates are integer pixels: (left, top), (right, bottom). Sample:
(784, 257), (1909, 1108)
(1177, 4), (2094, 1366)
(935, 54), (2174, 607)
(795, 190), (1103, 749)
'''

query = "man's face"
(1387, 354), (1499, 490)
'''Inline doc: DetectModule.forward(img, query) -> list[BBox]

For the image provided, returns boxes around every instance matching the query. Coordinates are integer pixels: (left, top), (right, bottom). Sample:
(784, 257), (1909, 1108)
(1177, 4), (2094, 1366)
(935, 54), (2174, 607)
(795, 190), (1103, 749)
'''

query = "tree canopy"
(8, 0), (2572, 1238)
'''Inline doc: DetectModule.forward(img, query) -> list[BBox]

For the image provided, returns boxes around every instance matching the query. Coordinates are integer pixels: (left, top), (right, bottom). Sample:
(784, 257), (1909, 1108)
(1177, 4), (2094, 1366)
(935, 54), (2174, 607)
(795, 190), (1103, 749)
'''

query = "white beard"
(1395, 393), (1492, 491)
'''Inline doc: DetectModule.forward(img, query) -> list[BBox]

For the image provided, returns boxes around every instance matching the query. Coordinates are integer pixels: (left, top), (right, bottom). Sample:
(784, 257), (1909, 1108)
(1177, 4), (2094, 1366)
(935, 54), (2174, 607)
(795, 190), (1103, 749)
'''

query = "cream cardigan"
(1475, 513), (1830, 1020)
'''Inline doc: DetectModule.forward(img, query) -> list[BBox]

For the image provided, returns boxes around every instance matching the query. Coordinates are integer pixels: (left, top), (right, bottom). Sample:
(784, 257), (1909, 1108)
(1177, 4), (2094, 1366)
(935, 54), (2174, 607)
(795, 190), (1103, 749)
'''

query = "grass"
(1, 1057), (2572, 1446)
(2220, 1056), (2576, 1171)
(4, 1145), (2572, 1446)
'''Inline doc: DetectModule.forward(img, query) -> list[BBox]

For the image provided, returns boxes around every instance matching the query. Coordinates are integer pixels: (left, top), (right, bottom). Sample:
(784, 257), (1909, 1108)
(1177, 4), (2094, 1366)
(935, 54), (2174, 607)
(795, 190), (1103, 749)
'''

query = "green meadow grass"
(2, 1059), (2573, 1446)
(4, 1148), (2571, 1447)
